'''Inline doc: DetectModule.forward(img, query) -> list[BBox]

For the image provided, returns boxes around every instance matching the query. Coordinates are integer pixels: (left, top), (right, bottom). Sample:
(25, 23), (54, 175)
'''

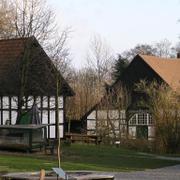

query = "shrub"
(136, 81), (180, 153)
(121, 138), (153, 152)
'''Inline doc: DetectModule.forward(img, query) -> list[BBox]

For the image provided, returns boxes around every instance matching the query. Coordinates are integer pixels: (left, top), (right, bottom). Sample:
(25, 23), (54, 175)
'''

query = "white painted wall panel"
(59, 125), (64, 138)
(59, 110), (64, 124)
(59, 96), (63, 108)
(129, 126), (136, 138)
(148, 126), (155, 137)
(49, 125), (63, 138)
(87, 120), (96, 130)
(11, 97), (18, 109)
(11, 111), (17, 125)
(35, 97), (41, 108)
(113, 120), (119, 129)
(50, 110), (55, 124)
(120, 110), (126, 119)
(2, 97), (9, 109)
(49, 97), (55, 109)
(87, 111), (96, 120)
(50, 125), (55, 138)
(27, 96), (34, 108)
(108, 110), (119, 119)
(42, 111), (48, 124)
(42, 96), (48, 108)
(3, 111), (9, 124)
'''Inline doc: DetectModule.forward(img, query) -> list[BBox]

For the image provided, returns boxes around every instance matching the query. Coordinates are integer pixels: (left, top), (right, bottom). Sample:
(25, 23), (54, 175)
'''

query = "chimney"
(177, 52), (180, 58)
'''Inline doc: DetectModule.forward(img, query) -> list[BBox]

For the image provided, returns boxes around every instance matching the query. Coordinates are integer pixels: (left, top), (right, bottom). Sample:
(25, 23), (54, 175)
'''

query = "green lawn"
(0, 144), (179, 173)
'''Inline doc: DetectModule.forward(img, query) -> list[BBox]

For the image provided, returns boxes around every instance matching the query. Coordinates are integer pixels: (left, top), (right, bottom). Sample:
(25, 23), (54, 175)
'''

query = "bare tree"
(154, 39), (174, 58)
(96, 84), (129, 144)
(122, 44), (157, 61)
(46, 28), (73, 81)
(66, 67), (102, 133)
(0, 0), (72, 80)
(86, 35), (114, 84)
(0, 0), (15, 38)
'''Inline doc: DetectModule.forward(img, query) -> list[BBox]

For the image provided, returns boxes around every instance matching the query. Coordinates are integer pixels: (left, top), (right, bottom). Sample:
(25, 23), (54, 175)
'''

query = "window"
(148, 114), (153, 124)
(138, 113), (147, 125)
(129, 114), (137, 125)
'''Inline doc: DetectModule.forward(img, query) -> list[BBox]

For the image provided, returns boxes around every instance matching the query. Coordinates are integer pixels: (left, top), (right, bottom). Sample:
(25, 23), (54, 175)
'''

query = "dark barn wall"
(119, 55), (164, 89)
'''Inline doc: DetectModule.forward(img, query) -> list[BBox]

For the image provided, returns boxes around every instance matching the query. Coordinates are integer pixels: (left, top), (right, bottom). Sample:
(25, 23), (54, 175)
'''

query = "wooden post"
(56, 70), (61, 168)
(40, 169), (45, 180)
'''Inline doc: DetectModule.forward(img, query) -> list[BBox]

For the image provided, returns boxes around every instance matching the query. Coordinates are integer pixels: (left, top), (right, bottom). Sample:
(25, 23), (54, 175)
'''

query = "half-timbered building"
(85, 54), (180, 140)
(0, 37), (74, 139)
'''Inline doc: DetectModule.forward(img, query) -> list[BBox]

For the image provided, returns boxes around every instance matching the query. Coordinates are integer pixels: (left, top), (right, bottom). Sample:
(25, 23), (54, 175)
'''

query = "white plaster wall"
(49, 125), (63, 138)
(87, 110), (96, 119)
(11, 111), (17, 125)
(3, 111), (9, 124)
(108, 110), (119, 119)
(59, 125), (64, 138)
(129, 126), (136, 138)
(11, 97), (18, 109)
(120, 110), (126, 118)
(87, 120), (96, 130)
(58, 110), (64, 124)
(58, 96), (63, 108)
(49, 96), (63, 109)
(2, 97), (9, 109)
(113, 120), (119, 129)
(0, 95), (64, 139)
(50, 110), (55, 124)
(27, 96), (34, 108)
(148, 126), (155, 138)
(42, 111), (48, 124)
(50, 125), (56, 138)
(35, 96), (41, 108)
(41, 96), (64, 138)
(42, 96), (48, 108)
(49, 97), (55, 108)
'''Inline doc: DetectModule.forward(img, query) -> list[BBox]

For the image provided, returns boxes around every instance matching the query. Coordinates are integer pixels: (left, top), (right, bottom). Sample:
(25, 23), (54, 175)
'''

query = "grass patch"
(0, 144), (179, 173)
(61, 144), (179, 171)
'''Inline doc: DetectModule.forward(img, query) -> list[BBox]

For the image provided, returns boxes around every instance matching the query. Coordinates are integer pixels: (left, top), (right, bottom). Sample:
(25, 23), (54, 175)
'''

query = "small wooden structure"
(0, 124), (47, 152)
(65, 133), (101, 144)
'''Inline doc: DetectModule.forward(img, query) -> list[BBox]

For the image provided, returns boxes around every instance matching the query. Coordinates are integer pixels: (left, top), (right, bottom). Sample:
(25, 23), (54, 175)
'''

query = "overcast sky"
(47, 0), (180, 68)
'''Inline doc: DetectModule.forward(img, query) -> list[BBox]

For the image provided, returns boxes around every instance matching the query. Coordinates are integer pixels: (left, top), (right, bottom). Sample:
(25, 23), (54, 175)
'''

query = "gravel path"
(99, 165), (180, 180)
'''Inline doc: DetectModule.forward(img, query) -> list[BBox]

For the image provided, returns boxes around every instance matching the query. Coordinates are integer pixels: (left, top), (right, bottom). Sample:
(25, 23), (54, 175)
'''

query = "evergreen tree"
(112, 54), (129, 81)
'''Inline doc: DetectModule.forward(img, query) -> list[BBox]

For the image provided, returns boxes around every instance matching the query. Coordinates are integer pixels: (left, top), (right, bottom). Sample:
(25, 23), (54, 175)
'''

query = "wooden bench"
(65, 133), (101, 144)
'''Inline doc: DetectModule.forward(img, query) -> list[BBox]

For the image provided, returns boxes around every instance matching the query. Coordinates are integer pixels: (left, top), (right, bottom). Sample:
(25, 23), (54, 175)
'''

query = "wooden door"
(136, 125), (148, 139)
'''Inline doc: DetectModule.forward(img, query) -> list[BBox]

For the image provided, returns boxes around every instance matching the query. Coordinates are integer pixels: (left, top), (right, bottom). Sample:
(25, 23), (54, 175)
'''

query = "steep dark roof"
(0, 37), (74, 96)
